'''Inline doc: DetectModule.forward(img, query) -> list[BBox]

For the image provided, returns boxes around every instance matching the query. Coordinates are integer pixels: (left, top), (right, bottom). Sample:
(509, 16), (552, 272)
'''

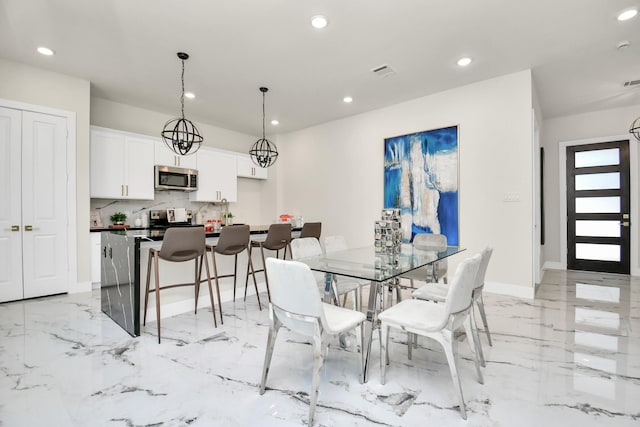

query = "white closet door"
(0, 107), (23, 302)
(21, 111), (68, 298)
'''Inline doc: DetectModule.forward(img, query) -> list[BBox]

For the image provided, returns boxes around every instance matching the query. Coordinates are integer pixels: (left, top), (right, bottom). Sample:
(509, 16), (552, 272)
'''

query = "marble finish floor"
(1, 269), (639, 426)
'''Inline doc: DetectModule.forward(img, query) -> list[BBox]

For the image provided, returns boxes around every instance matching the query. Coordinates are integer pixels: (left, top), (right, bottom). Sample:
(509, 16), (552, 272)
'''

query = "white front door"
(0, 107), (23, 302)
(0, 107), (68, 302)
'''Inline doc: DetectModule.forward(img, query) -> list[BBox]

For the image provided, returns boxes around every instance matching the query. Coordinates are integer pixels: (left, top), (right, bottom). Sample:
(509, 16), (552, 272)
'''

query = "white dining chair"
(259, 258), (366, 426)
(378, 254), (483, 420)
(321, 235), (370, 311)
(412, 246), (494, 365)
(401, 233), (449, 288)
(289, 237), (333, 299)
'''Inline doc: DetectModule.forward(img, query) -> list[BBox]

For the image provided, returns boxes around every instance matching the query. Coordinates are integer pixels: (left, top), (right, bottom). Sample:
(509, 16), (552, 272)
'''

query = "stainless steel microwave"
(154, 165), (198, 191)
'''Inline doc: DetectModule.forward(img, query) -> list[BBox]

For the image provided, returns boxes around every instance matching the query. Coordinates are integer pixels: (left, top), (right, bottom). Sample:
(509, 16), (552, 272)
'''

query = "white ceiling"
(1, 0), (639, 136)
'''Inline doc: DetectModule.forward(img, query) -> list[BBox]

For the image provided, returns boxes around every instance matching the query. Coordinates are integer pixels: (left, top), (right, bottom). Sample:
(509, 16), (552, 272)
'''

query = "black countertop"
(97, 225), (301, 241)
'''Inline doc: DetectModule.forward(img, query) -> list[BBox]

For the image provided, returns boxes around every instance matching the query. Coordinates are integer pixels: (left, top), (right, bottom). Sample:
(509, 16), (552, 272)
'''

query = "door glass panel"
(576, 243), (620, 261)
(575, 220), (620, 237)
(575, 197), (620, 213)
(575, 172), (620, 191)
(575, 148), (619, 168)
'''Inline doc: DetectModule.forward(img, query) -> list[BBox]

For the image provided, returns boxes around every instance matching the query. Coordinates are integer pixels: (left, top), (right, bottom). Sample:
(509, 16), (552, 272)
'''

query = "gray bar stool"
(299, 222), (321, 240)
(245, 223), (292, 302)
(205, 225), (260, 322)
(143, 226), (217, 343)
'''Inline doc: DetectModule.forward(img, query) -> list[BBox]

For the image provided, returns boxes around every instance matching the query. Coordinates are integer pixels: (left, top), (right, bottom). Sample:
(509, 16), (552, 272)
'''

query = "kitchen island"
(101, 226), (299, 337)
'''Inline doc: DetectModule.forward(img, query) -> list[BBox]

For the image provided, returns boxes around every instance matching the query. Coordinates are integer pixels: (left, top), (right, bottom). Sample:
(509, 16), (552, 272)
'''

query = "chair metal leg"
(358, 322), (365, 384)
(211, 251), (223, 324)
(259, 314), (280, 395)
(204, 251), (223, 328)
(470, 307), (486, 367)
(246, 249), (261, 309)
(309, 333), (324, 426)
(440, 331), (467, 420)
(380, 324), (389, 385)
(143, 251), (153, 326)
(154, 253), (161, 344)
(476, 293), (492, 346)
(464, 317), (484, 383)
(194, 257), (200, 314)
(260, 246), (271, 302)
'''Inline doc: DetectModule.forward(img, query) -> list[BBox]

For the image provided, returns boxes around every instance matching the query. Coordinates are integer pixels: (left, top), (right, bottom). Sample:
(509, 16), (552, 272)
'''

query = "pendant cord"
(262, 91), (266, 138)
(180, 59), (185, 119)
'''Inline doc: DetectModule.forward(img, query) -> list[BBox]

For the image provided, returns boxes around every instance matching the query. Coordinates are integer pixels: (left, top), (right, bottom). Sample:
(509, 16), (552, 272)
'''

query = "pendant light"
(161, 52), (203, 155)
(630, 116), (640, 142)
(249, 87), (278, 168)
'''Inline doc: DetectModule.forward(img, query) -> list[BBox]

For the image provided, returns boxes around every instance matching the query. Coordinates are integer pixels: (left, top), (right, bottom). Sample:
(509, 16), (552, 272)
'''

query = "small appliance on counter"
(149, 209), (193, 230)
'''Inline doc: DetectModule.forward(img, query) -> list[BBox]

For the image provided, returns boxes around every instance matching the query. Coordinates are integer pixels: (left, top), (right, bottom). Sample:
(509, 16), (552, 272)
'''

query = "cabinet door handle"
(103, 246), (107, 258)
(126, 185), (129, 196)
(10, 225), (19, 231)
(121, 184), (124, 196)
(109, 247), (113, 259)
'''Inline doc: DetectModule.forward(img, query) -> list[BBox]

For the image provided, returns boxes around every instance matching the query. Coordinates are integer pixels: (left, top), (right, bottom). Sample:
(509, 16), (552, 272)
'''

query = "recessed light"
(311, 15), (328, 29)
(271, 120), (279, 125)
(617, 8), (638, 21)
(343, 96), (353, 103)
(184, 92), (195, 99)
(457, 57), (472, 67)
(37, 46), (55, 56)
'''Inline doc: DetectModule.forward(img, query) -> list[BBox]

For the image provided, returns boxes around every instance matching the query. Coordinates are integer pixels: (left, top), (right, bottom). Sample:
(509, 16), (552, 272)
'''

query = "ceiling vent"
(371, 64), (396, 78)
(624, 79), (640, 87)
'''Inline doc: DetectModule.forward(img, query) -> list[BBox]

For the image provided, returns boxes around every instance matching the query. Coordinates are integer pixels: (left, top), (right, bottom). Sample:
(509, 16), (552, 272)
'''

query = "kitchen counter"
(100, 225), (301, 337)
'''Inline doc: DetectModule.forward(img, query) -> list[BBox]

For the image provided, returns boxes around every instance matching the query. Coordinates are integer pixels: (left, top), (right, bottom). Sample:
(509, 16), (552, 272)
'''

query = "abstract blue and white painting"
(384, 126), (458, 245)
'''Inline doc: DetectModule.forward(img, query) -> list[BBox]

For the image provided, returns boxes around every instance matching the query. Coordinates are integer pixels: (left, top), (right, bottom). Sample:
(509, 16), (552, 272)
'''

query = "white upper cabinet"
(90, 127), (154, 200)
(154, 140), (197, 169)
(190, 147), (238, 202)
(237, 154), (268, 180)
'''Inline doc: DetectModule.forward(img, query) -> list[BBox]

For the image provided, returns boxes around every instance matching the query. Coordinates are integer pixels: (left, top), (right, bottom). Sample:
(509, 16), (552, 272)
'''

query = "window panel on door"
(575, 220), (621, 237)
(576, 243), (620, 262)
(575, 172), (620, 191)
(575, 197), (620, 213)
(574, 148), (620, 168)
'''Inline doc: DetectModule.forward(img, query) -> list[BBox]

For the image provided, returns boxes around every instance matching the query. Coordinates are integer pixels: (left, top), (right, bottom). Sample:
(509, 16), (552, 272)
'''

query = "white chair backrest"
(266, 258), (323, 318)
(413, 233), (447, 250)
(443, 254), (481, 316)
(322, 235), (348, 254)
(474, 247), (493, 290)
(290, 237), (323, 259)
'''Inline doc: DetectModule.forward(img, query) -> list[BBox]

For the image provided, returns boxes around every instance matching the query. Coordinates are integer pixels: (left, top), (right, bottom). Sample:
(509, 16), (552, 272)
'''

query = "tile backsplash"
(91, 191), (226, 228)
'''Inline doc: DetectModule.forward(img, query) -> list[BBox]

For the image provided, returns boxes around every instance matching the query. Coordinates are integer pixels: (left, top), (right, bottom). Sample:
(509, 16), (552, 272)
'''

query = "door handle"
(25, 225), (33, 231)
(10, 225), (19, 231)
(621, 221), (630, 227)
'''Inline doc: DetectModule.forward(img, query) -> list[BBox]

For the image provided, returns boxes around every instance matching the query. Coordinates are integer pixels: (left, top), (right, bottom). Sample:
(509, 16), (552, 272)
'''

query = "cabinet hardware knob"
(621, 221), (630, 227)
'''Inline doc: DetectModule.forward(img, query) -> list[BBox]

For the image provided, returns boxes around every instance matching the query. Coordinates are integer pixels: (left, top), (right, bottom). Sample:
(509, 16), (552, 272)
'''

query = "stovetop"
(148, 209), (193, 229)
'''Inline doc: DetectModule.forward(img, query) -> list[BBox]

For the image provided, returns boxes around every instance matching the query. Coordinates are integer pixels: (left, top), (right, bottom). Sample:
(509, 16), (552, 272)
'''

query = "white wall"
(278, 70), (535, 297)
(541, 104), (640, 272)
(90, 97), (280, 226)
(0, 57), (91, 289)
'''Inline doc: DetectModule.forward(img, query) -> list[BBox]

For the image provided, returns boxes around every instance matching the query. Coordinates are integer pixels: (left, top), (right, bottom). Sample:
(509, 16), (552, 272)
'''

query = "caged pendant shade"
(161, 52), (203, 156)
(630, 116), (640, 142)
(249, 87), (278, 168)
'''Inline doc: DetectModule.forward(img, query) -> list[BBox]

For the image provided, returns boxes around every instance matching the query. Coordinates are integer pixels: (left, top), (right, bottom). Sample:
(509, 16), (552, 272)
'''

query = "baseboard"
(543, 261), (563, 270)
(69, 281), (92, 294)
(484, 280), (534, 299)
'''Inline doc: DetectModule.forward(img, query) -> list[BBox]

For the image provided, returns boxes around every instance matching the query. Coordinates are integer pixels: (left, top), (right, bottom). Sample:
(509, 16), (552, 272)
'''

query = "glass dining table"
(299, 243), (464, 382)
